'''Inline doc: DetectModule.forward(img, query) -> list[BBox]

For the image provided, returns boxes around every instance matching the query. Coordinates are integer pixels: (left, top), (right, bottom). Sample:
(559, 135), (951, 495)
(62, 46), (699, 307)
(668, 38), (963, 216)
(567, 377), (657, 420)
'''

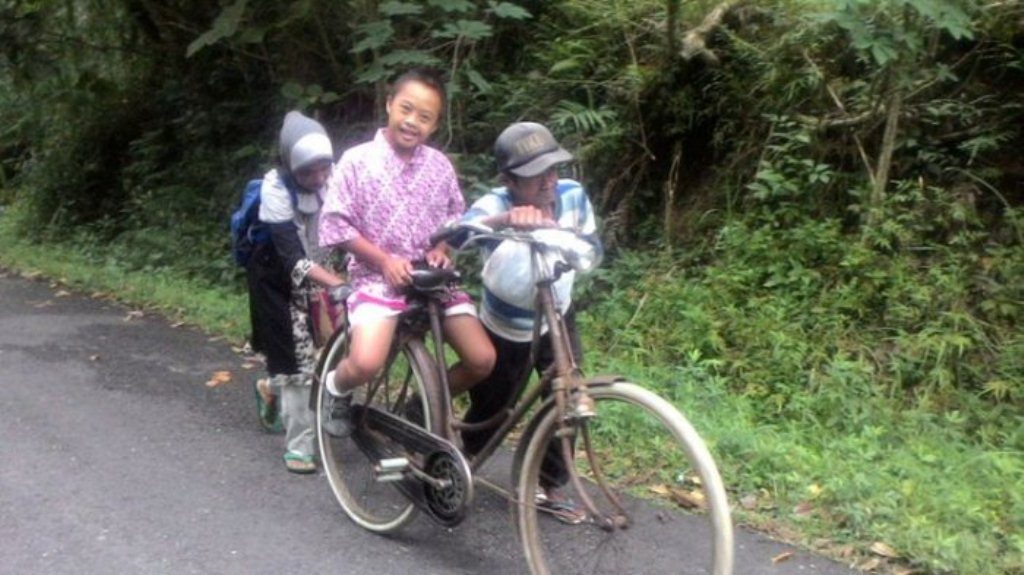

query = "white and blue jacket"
(458, 179), (601, 342)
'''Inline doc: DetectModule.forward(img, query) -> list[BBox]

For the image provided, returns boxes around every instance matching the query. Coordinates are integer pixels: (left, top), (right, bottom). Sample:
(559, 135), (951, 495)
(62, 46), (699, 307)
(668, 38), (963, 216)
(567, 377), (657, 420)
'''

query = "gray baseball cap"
(494, 122), (574, 177)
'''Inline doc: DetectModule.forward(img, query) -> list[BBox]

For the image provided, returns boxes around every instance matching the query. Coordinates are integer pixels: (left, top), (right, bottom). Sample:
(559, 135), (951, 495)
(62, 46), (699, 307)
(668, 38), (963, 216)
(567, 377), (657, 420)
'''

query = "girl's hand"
(425, 245), (452, 269)
(381, 255), (413, 287)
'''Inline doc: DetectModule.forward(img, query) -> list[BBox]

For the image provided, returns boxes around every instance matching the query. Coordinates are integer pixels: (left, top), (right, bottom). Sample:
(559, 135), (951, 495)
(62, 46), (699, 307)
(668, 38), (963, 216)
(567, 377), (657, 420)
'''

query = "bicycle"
(312, 223), (734, 575)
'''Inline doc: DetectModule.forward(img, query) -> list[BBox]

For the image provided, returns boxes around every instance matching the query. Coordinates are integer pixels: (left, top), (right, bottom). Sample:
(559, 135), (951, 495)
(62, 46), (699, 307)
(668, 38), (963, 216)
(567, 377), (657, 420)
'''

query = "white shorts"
(347, 298), (477, 328)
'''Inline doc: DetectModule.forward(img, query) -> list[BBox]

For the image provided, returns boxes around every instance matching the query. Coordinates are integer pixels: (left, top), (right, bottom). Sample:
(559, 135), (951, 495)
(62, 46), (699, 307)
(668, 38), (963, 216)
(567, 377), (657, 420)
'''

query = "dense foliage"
(1, 1), (1021, 573)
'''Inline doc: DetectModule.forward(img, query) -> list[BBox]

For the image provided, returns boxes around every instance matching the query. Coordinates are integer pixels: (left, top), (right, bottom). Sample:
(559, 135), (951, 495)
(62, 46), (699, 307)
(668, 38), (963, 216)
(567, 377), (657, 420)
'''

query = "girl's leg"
(331, 317), (399, 393)
(443, 314), (496, 396)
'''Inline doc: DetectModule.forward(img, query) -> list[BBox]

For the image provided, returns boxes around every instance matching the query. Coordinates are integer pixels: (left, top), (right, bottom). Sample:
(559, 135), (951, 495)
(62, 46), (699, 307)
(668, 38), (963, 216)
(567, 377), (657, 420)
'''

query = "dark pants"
(247, 242), (297, 375)
(462, 310), (583, 489)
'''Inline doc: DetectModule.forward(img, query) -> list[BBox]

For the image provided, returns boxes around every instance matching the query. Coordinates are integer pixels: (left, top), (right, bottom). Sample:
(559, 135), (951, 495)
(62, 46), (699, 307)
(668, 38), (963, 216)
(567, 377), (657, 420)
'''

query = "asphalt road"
(0, 270), (857, 574)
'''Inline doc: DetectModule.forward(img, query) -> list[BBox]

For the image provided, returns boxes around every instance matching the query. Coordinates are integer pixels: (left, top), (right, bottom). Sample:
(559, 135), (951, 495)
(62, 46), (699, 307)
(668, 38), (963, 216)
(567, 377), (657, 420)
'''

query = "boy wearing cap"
(457, 122), (602, 523)
(248, 110), (346, 473)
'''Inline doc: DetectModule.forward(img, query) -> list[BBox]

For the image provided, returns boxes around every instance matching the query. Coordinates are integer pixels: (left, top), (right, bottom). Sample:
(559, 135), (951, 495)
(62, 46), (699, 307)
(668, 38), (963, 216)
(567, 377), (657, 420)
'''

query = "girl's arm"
(341, 235), (413, 287)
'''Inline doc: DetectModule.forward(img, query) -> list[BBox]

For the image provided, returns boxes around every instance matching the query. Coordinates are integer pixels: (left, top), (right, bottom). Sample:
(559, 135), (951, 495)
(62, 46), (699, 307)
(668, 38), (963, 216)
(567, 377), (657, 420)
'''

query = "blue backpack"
(230, 178), (297, 267)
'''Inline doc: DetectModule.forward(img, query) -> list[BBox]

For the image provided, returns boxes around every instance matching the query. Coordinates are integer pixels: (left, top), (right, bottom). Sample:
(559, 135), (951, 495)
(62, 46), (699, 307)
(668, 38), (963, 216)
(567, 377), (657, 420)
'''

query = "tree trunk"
(870, 89), (902, 225)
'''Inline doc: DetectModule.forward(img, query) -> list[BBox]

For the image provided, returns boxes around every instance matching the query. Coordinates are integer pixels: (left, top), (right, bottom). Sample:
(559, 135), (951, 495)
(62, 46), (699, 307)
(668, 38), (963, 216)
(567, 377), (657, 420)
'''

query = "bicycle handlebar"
(437, 222), (601, 274)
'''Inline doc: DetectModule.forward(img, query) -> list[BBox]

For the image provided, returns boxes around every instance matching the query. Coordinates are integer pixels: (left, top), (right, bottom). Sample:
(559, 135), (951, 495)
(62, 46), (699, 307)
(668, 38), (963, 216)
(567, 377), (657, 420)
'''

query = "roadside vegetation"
(1, 1), (1021, 573)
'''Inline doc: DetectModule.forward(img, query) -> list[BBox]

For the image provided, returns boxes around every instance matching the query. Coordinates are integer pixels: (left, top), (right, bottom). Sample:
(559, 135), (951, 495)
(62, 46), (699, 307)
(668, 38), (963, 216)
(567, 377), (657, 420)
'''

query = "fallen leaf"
(170, 321), (185, 328)
(33, 301), (53, 308)
(858, 557), (882, 571)
(669, 487), (705, 509)
(55, 290), (71, 297)
(771, 551), (794, 564)
(649, 484), (671, 496)
(793, 501), (814, 517)
(807, 483), (823, 497)
(739, 494), (759, 510)
(123, 310), (144, 321)
(241, 362), (260, 370)
(811, 537), (832, 549)
(870, 541), (901, 559)
(205, 371), (232, 387)
(836, 544), (856, 558)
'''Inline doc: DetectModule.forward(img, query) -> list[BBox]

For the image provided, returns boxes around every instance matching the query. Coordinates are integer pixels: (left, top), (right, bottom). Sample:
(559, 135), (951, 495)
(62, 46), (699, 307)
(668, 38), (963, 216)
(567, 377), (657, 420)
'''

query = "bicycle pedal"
(374, 457), (410, 482)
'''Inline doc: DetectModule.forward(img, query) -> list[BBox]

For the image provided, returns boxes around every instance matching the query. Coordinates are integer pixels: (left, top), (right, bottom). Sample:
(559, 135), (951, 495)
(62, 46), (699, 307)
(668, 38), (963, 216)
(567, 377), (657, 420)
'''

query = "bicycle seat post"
(426, 295), (459, 445)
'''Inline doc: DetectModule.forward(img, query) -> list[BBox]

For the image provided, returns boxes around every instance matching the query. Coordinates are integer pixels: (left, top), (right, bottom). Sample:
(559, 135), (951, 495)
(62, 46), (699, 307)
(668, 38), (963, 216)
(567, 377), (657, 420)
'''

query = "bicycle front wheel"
(316, 335), (442, 533)
(514, 381), (734, 575)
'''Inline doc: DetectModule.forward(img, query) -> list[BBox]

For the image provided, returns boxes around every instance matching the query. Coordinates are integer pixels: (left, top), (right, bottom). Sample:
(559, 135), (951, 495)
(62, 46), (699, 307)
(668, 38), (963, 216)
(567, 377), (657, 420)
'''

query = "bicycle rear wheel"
(316, 334), (442, 533)
(514, 381), (733, 575)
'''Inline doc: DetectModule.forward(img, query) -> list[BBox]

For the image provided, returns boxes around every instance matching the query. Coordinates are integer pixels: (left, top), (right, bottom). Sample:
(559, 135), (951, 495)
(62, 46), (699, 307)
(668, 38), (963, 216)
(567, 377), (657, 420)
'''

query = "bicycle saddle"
(408, 266), (459, 292)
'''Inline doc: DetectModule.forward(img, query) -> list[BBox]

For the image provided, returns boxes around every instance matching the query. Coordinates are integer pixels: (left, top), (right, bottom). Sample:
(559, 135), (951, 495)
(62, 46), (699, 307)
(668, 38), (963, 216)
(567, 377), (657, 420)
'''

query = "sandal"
(535, 487), (587, 525)
(254, 378), (283, 434)
(283, 452), (316, 474)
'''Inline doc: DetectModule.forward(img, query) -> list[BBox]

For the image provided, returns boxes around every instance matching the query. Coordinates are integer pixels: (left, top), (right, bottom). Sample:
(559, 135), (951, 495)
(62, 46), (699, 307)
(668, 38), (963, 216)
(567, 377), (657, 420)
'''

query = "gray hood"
(278, 111), (333, 174)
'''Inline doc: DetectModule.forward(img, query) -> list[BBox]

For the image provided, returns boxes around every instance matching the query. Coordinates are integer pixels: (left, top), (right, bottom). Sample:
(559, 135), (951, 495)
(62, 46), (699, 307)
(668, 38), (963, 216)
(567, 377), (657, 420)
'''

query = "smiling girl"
(318, 69), (495, 434)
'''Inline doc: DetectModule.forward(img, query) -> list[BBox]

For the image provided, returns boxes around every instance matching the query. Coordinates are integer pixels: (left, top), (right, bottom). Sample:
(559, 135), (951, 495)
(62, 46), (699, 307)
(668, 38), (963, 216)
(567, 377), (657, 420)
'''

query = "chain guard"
(351, 405), (473, 527)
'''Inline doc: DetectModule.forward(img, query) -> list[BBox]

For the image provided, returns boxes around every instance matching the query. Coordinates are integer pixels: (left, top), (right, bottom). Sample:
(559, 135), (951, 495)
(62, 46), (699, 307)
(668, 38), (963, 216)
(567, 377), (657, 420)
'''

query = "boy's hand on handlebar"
(381, 255), (413, 287)
(504, 206), (556, 229)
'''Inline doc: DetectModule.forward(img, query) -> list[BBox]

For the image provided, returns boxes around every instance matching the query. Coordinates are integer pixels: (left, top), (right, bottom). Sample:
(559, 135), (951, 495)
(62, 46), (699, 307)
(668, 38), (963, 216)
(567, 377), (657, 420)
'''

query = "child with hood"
(248, 110), (346, 473)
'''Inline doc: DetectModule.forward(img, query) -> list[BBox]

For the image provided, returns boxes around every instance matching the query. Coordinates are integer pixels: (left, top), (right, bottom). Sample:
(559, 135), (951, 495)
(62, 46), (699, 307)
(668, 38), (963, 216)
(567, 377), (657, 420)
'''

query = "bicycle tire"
(316, 333), (444, 533)
(513, 381), (734, 575)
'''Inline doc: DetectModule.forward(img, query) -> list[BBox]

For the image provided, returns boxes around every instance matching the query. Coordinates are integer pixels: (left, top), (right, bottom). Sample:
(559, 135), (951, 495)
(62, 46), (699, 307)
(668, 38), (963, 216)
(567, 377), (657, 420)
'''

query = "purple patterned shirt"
(319, 129), (465, 304)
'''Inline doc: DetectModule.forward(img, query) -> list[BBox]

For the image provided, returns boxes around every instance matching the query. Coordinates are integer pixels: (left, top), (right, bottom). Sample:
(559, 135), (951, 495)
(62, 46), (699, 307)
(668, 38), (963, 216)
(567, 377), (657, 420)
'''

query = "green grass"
(581, 353), (1023, 574)
(578, 247), (1024, 575)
